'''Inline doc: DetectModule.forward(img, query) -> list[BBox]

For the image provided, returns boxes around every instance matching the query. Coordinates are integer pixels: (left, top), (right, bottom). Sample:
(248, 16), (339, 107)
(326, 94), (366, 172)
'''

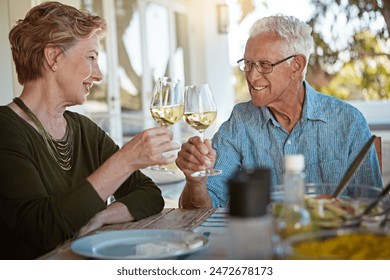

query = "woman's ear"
(44, 44), (61, 71)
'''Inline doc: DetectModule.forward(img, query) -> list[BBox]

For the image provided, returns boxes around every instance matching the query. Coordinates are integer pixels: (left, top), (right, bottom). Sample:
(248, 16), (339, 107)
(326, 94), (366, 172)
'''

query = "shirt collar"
(304, 81), (328, 123)
(260, 106), (279, 128)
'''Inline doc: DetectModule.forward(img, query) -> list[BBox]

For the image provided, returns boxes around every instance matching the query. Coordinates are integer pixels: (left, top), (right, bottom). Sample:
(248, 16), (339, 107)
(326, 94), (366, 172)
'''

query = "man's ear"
(291, 54), (306, 79)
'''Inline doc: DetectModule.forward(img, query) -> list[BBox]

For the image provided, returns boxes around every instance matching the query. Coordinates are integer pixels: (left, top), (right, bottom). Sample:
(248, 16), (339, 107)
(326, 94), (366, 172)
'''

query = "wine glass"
(184, 83), (222, 177)
(150, 77), (184, 127)
(149, 77), (184, 173)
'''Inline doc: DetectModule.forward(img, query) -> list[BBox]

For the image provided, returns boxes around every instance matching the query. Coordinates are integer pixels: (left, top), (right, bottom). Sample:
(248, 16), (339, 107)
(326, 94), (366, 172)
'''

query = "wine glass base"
(149, 165), (175, 174)
(191, 169), (222, 178)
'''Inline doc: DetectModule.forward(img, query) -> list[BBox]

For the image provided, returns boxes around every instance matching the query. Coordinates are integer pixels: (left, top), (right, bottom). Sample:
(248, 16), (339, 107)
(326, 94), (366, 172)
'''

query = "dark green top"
(0, 106), (164, 259)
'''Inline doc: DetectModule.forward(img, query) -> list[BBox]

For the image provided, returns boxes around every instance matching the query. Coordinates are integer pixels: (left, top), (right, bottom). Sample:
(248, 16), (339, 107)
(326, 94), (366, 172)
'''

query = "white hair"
(249, 15), (314, 76)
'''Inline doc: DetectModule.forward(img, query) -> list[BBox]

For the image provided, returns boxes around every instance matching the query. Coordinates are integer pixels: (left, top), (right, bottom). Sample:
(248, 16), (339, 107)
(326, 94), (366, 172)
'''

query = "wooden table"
(38, 208), (229, 260)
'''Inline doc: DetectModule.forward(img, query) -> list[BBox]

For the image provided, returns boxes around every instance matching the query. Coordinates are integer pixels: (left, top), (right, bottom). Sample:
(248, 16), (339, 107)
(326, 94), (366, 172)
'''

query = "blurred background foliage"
(233, 0), (390, 101)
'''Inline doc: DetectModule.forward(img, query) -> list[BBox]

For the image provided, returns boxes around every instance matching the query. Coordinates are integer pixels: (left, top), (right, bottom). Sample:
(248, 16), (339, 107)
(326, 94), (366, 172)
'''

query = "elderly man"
(175, 15), (383, 208)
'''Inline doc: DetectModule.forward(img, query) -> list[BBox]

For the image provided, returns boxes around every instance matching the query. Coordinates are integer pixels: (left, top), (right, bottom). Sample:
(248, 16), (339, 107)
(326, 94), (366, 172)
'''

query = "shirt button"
(287, 140), (292, 145)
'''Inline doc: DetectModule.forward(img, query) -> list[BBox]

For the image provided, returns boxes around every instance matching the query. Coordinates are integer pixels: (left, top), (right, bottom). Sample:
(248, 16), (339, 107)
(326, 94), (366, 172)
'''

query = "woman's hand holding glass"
(122, 126), (178, 170)
(149, 77), (184, 173)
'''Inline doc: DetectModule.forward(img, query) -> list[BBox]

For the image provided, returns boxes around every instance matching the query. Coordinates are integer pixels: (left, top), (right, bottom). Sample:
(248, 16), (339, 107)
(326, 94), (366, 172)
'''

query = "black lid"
(228, 168), (271, 217)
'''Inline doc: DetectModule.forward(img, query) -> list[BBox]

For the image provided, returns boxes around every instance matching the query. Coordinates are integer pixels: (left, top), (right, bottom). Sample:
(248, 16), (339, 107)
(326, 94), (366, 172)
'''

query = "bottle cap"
(285, 154), (305, 172)
(228, 168), (271, 217)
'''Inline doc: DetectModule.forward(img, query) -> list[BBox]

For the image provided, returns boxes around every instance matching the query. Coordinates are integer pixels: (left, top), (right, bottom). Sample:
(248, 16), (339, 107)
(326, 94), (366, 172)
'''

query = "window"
(80, 0), (190, 144)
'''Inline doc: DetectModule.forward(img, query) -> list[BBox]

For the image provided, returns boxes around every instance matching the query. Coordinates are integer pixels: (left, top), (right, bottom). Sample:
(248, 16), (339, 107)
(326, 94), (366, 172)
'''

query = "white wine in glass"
(150, 105), (184, 127)
(149, 77), (184, 173)
(184, 83), (222, 177)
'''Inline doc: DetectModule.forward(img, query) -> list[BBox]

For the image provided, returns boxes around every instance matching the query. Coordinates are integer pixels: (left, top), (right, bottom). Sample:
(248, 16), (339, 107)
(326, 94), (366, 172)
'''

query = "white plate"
(70, 229), (208, 260)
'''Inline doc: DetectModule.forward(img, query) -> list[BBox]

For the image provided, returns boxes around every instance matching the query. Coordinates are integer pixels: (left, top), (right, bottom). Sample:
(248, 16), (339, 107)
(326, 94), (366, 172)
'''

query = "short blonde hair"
(9, 1), (106, 85)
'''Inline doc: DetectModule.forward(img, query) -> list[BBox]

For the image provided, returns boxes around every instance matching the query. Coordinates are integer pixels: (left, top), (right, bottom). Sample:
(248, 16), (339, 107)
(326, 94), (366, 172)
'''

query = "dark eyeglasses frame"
(237, 54), (297, 74)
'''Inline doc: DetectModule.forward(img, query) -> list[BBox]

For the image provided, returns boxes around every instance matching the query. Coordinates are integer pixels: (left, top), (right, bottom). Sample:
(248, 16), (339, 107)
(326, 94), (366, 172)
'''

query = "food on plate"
(290, 232), (390, 259)
(273, 195), (385, 229)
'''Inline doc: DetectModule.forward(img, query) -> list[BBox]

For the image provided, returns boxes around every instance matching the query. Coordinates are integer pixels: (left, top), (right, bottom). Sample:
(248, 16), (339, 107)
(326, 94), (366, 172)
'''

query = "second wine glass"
(149, 77), (184, 173)
(184, 83), (222, 177)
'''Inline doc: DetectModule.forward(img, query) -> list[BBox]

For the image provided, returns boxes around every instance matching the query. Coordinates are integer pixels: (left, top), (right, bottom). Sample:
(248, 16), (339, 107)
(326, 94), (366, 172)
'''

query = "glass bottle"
(276, 154), (312, 239)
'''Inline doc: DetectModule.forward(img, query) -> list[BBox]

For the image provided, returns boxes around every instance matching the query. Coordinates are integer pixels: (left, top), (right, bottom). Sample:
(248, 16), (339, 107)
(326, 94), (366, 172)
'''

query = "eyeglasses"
(237, 55), (297, 74)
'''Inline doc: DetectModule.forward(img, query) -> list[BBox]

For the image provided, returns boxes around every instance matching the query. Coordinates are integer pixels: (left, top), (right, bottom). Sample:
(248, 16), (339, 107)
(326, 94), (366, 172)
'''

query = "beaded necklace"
(13, 97), (74, 171)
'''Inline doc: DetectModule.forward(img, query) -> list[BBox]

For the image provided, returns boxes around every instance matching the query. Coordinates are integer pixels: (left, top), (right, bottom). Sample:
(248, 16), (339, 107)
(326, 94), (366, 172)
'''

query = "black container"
(228, 168), (271, 217)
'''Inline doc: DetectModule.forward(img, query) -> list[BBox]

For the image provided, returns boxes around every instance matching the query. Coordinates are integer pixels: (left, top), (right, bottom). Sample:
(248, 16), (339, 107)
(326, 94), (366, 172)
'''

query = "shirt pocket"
(305, 159), (346, 184)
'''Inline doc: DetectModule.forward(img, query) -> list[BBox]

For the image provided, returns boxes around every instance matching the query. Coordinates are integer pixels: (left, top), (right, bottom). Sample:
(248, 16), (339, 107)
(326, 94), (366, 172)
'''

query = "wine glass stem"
(200, 130), (207, 174)
(200, 130), (205, 142)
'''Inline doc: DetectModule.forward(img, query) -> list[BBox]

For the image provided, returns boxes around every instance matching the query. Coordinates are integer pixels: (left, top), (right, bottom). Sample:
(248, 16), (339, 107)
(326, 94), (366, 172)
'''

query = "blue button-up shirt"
(208, 81), (383, 207)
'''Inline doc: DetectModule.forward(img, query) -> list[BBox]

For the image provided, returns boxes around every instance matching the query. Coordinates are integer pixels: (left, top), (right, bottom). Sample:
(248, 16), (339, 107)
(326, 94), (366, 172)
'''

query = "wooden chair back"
(374, 136), (382, 174)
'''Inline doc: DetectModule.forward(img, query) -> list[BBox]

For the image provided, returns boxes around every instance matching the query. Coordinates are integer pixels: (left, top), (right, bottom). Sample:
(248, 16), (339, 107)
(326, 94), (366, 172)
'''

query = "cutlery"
(362, 182), (390, 216)
(380, 207), (390, 228)
(332, 135), (377, 198)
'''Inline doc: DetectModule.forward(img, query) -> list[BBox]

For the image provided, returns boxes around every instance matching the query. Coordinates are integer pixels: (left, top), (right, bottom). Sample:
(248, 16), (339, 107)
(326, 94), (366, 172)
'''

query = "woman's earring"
(52, 64), (57, 71)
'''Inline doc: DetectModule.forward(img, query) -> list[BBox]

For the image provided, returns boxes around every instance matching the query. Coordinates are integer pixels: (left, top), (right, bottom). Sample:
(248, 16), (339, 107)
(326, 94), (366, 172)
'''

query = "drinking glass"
(184, 83), (222, 177)
(149, 77), (184, 173)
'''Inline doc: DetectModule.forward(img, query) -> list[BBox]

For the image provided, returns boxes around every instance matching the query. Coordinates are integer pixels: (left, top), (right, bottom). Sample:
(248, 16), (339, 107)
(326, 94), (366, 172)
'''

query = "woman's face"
(55, 34), (103, 106)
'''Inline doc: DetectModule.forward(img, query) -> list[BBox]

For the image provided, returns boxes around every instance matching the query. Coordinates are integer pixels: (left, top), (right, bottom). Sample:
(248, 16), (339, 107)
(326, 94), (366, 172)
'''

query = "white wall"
(0, 0), (21, 104)
(1, 0), (81, 105)
(189, 0), (234, 137)
(348, 100), (390, 125)
(0, 0), (13, 105)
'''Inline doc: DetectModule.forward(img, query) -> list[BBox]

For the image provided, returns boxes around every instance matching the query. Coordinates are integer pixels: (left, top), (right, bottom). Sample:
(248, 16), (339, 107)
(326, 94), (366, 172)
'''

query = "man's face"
(243, 33), (296, 108)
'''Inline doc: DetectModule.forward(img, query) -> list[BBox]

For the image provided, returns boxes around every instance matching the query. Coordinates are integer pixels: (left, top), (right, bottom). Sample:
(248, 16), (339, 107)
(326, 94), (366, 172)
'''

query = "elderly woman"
(0, 2), (176, 259)
(175, 15), (382, 208)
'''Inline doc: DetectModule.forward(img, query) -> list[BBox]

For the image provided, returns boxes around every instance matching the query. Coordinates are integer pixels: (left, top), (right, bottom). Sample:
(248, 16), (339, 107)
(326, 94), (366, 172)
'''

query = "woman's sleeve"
(93, 119), (165, 220)
(0, 123), (107, 253)
(113, 171), (165, 220)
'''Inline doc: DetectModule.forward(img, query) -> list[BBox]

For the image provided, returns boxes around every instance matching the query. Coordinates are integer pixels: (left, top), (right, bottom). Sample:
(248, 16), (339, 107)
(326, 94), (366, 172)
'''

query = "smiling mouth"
(252, 85), (267, 91)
